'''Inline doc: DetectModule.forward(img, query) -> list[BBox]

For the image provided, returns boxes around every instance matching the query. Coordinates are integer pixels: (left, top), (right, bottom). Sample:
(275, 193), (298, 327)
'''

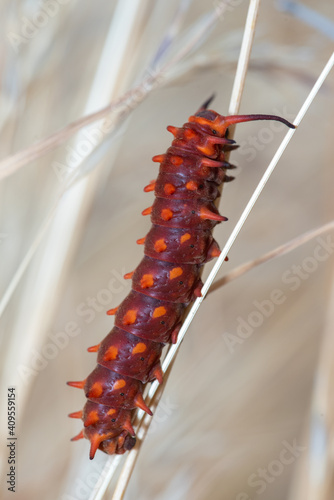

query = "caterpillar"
(67, 97), (295, 460)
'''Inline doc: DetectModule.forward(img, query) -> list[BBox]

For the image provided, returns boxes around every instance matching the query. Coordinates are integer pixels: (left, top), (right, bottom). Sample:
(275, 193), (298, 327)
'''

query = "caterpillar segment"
(68, 99), (295, 459)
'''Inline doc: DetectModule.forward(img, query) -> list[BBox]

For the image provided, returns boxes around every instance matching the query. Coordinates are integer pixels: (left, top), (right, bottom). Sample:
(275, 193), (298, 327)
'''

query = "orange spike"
(200, 158), (225, 168)
(134, 393), (153, 416)
(122, 417), (135, 437)
(152, 154), (165, 163)
(67, 380), (86, 389)
(171, 323), (181, 344)
(199, 207), (228, 221)
(89, 434), (104, 460)
(151, 365), (163, 384)
(207, 240), (221, 259)
(143, 180), (156, 192)
(136, 236), (146, 245)
(68, 410), (83, 419)
(166, 125), (179, 136)
(71, 430), (84, 441)
(107, 306), (118, 316)
(193, 281), (203, 298)
(87, 343), (100, 353)
(124, 271), (134, 280)
(142, 206), (152, 216)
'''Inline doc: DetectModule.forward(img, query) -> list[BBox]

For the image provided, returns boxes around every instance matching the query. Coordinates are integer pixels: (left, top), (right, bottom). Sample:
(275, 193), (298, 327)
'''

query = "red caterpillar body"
(68, 98), (294, 459)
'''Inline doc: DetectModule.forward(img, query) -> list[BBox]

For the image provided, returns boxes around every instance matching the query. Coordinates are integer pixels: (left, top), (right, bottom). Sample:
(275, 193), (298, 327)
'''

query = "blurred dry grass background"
(0, 1), (334, 499)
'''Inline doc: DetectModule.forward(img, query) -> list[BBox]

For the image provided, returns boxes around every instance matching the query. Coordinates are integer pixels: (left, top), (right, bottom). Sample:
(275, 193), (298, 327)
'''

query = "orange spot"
(169, 267), (183, 280)
(132, 342), (147, 355)
(171, 156), (183, 166)
(184, 128), (197, 139)
(161, 208), (173, 221)
(89, 382), (103, 398)
(140, 274), (154, 288)
(200, 206), (227, 221)
(124, 271), (134, 280)
(113, 379), (126, 390)
(180, 233), (191, 244)
(154, 239), (167, 253)
(152, 306), (167, 318)
(136, 237), (146, 245)
(84, 410), (99, 426)
(123, 309), (137, 325)
(186, 180), (198, 191)
(152, 154), (165, 163)
(107, 408), (116, 416)
(104, 345), (118, 361)
(164, 183), (176, 195)
(197, 143), (214, 156)
(142, 206), (152, 216)
(107, 306), (118, 316)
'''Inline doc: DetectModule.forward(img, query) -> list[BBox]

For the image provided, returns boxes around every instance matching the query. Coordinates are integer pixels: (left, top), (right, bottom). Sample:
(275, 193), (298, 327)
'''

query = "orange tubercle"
(152, 154), (165, 163)
(124, 271), (134, 280)
(68, 410), (83, 419)
(136, 237), (146, 245)
(107, 306), (118, 316)
(166, 125), (179, 136)
(71, 430), (84, 441)
(199, 206), (227, 221)
(142, 206), (152, 216)
(143, 180), (156, 192)
(87, 344), (100, 353)
(67, 380), (86, 389)
(134, 393), (153, 415)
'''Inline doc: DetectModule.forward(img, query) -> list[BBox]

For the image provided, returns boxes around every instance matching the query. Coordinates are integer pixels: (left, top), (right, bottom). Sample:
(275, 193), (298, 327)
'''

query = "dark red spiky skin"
(68, 106), (295, 459)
